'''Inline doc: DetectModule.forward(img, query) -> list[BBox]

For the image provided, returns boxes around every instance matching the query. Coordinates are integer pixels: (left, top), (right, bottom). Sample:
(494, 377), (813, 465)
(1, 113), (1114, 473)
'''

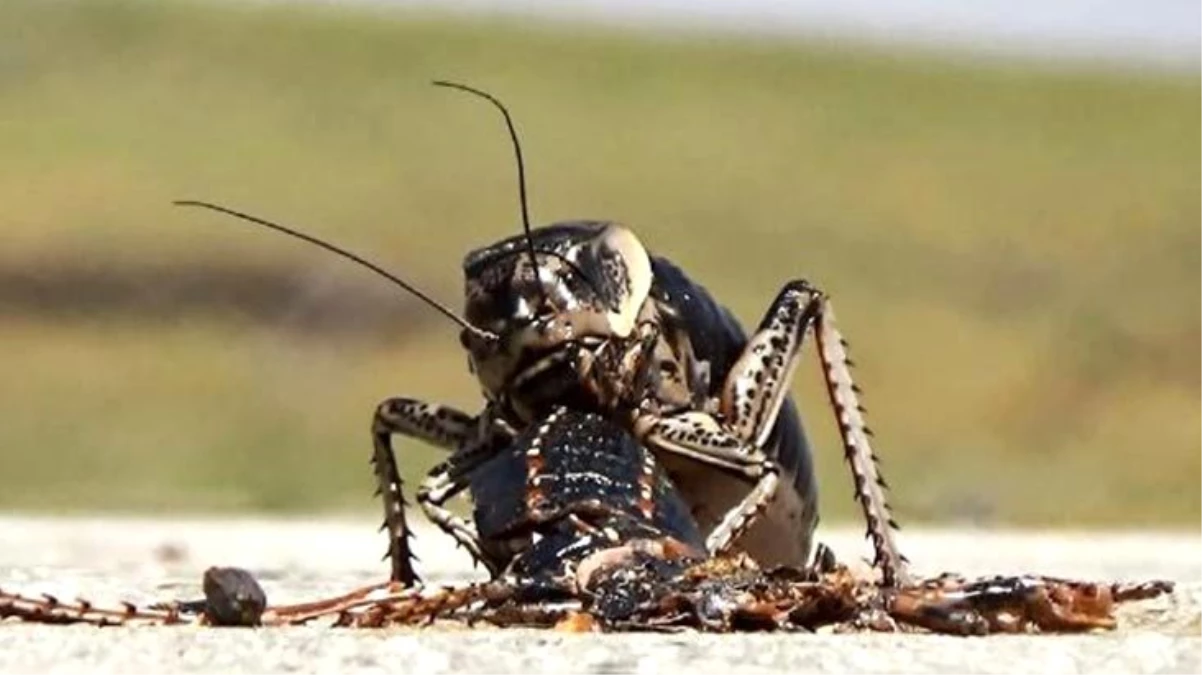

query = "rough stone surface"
(1, 516), (1197, 674)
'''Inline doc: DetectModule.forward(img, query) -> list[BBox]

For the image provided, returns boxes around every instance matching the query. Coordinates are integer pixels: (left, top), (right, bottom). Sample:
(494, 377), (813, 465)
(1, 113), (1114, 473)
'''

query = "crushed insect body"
(0, 408), (1176, 636)
(0, 560), (1175, 636)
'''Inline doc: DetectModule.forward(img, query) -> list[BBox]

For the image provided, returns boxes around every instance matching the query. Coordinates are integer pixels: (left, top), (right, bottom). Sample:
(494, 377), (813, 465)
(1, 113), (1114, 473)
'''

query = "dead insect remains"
(0, 409), (1174, 634)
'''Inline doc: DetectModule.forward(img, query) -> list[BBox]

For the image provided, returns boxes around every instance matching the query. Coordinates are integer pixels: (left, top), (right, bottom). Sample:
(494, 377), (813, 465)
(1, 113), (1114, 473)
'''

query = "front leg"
(373, 398), (481, 451)
(371, 398), (510, 585)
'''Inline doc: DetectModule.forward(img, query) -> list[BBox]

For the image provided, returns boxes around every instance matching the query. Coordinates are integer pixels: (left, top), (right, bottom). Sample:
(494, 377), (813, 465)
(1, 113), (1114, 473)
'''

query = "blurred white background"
(267, 0), (1201, 71)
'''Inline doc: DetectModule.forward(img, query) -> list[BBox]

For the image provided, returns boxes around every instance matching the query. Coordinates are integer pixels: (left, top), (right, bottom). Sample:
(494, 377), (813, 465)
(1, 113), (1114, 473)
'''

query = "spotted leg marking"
(633, 280), (821, 557)
(371, 398), (495, 585)
(813, 299), (909, 587)
(633, 279), (907, 585)
(720, 280), (821, 450)
(635, 410), (781, 556)
(734, 282), (909, 587)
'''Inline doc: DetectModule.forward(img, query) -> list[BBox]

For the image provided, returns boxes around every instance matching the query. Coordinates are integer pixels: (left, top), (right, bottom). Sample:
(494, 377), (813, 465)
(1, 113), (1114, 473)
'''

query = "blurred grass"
(0, 0), (1197, 528)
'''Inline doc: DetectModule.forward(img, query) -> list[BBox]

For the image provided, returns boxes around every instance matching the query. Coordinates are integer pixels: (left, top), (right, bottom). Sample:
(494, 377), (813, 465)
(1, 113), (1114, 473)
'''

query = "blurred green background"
(0, 0), (1197, 529)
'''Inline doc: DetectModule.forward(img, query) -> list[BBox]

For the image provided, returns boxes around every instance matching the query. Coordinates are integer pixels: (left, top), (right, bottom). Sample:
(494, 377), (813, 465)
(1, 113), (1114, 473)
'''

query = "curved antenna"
(173, 200), (499, 344)
(431, 80), (547, 307)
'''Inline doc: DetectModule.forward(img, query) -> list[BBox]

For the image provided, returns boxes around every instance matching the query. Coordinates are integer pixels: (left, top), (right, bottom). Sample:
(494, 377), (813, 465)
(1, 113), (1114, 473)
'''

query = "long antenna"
(173, 200), (499, 344)
(431, 80), (547, 307)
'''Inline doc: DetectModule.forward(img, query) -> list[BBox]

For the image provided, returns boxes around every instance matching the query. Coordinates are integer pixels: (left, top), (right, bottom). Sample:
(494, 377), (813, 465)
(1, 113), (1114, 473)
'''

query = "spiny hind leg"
(653, 278), (908, 586)
(813, 299), (909, 586)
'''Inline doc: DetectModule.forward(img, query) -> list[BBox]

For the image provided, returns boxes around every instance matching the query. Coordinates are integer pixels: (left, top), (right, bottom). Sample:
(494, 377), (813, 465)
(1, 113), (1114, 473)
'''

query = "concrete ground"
(1, 516), (1198, 674)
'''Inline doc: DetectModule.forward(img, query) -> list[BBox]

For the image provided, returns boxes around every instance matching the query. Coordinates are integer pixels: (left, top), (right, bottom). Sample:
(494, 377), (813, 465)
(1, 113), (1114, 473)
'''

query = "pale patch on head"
(594, 224), (652, 338)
